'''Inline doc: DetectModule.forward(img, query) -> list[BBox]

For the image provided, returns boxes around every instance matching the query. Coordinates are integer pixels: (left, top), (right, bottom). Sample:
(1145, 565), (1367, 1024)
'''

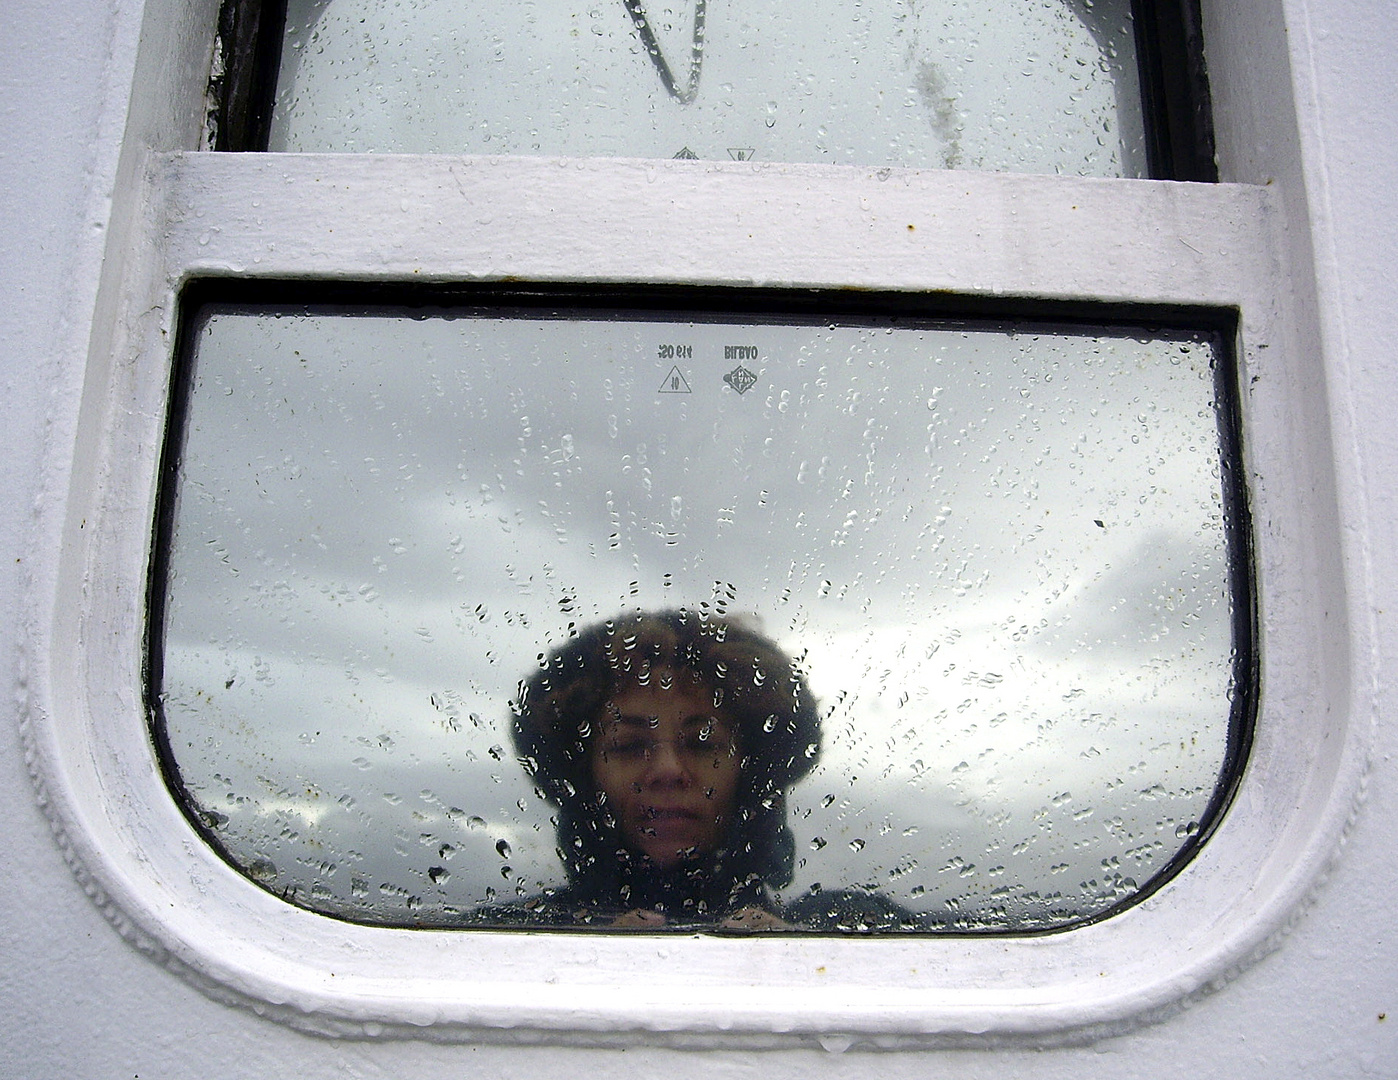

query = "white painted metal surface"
(4, 0), (1396, 1073)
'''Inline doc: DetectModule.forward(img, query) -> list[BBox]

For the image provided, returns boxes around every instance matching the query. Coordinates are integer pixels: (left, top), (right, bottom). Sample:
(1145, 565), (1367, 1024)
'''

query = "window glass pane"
(153, 295), (1246, 931)
(266, 0), (1147, 177)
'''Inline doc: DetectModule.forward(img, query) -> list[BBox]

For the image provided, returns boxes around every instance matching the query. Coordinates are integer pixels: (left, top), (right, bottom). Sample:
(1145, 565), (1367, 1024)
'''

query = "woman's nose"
(643, 741), (689, 786)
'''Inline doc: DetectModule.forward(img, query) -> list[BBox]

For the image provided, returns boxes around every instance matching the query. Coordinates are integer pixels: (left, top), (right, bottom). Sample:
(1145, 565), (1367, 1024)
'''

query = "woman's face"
(589, 679), (742, 867)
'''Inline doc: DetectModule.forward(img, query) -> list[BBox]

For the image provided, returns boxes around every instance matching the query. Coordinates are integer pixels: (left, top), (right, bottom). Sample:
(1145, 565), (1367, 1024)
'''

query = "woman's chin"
(627, 815), (719, 867)
(633, 839), (705, 868)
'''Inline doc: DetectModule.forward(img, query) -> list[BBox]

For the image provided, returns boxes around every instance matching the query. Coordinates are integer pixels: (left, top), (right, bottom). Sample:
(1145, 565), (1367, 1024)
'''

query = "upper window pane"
(263, 0), (1148, 176)
(151, 289), (1251, 932)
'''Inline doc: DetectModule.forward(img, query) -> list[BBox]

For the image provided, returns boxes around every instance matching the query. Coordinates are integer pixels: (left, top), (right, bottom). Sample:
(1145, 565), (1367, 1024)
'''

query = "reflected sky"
(157, 305), (1235, 927)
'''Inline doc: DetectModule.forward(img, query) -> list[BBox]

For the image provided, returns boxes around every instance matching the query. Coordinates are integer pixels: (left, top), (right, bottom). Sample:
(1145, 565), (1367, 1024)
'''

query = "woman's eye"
(608, 739), (648, 758)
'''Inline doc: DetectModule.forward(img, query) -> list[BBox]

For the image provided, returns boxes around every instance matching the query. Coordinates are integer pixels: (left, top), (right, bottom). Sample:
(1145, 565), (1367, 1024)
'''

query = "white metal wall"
(2, 0), (1395, 1075)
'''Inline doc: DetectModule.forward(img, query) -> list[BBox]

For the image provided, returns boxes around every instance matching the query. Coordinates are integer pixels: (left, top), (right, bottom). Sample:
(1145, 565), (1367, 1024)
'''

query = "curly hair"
(511, 609), (821, 894)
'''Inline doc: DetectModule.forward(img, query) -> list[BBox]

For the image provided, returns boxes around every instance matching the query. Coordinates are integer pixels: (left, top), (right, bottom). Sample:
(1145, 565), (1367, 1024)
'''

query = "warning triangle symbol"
(657, 366), (692, 394)
(727, 147), (756, 161)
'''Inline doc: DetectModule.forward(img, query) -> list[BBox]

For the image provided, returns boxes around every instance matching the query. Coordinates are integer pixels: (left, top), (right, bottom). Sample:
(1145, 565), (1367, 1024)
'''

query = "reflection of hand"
(720, 905), (793, 931)
(610, 908), (668, 928)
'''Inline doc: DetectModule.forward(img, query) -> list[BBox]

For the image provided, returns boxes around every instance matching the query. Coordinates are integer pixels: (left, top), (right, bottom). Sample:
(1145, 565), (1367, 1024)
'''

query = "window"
(215, 0), (1216, 179)
(154, 285), (1250, 933)
(24, 0), (1360, 1044)
(265, 0), (1147, 174)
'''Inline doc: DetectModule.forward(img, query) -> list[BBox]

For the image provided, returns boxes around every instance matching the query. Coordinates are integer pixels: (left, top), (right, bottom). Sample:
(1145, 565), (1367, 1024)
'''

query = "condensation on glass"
(265, 0), (1147, 177)
(152, 296), (1247, 931)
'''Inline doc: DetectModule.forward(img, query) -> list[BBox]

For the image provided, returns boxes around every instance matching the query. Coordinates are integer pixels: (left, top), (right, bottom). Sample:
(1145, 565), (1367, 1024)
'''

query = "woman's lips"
(638, 806), (705, 839)
(644, 806), (699, 820)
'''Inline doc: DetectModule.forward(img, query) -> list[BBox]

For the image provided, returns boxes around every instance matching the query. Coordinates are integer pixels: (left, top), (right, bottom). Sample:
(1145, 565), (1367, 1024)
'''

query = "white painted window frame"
(22, 0), (1365, 1045)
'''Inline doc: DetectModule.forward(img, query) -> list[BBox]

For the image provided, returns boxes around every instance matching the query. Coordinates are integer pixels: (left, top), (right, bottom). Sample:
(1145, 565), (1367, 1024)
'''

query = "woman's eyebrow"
(602, 713), (729, 731)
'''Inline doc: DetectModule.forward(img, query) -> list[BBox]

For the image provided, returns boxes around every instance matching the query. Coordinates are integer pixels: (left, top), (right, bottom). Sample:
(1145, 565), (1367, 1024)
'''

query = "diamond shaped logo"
(723, 365), (758, 395)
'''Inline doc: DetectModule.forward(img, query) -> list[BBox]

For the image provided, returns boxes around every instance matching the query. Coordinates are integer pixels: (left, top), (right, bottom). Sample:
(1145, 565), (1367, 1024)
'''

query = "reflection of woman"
(502, 609), (820, 927)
